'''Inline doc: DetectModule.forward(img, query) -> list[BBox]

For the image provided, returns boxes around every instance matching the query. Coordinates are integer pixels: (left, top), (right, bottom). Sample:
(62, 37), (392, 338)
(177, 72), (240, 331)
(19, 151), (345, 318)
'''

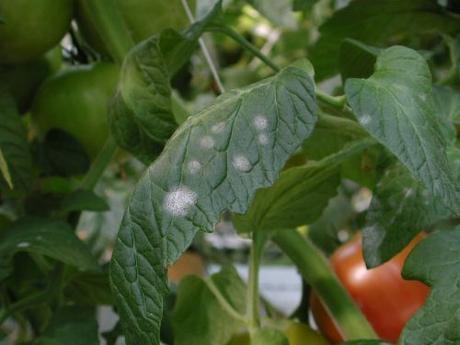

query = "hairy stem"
(273, 229), (378, 340)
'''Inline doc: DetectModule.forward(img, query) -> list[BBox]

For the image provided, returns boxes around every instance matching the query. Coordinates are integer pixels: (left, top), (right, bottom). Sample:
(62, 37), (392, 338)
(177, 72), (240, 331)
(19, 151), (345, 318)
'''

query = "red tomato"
(311, 233), (430, 343)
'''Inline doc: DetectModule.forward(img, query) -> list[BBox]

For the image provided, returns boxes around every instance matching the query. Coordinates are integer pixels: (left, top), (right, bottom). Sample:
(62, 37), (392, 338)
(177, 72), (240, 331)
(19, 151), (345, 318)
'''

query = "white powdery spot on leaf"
(253, 115), (268, 131)
(232, 155), (252, 172)
(211, 122), (226, 134)
(164, 186), (198, 216)
(258, 133), (269, 145)
(187, 160), (202, 174)
(200, 136), (215, 149)
(360, 114), (372, 126)
(17, 242), (30, 248)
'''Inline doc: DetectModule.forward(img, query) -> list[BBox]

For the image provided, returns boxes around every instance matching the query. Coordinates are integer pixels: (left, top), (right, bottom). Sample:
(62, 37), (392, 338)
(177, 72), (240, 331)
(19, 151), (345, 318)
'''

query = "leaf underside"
(110, 64), (317, 345)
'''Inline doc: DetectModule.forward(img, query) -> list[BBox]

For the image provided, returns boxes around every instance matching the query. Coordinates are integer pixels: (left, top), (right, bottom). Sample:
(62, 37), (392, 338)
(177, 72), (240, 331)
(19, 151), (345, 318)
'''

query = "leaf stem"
(208, 24), (353, 112)
(78, 135), (118, 191)
(318, 113), (369, 139)
(272, 229), (378, 340)
(181, 0), (226, 94)
(203, 277), (248, 324)
(247, 231), (266, 332)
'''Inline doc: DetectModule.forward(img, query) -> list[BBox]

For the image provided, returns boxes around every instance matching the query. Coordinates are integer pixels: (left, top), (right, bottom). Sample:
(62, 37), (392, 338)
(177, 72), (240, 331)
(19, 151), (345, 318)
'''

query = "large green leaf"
(34, 307), (99, 345)
(110, 62), (317, 345)
(345, 46), (460, 214)
(0, 88), (33, 193)
(311, 0), (460, 80)
(0, 218), (98, 280)
(109, 2), (221, 163)
(400, 227), (460, 344)
(172, 266), (246, 345)
(233, 138), (375, 233)
(362, 163), (449, 268)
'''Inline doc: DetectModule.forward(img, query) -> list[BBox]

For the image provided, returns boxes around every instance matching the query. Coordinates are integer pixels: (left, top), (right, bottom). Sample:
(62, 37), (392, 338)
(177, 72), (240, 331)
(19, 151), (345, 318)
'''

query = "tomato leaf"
(432, 85), (460, 138)
(34, 307), (99, 345)
(401, 227), (460, 344)
(0, 218), (98, 280)
(0, 87), (33, 193)
(109, 2), (222, 163)
(110, 62), (317, 345)
(345, 46), (460, 214)
(339, 39), (380, 81)
(233, 138), (375, 233)
(172, 266), (246, 345)
(311, 0), (460, 80)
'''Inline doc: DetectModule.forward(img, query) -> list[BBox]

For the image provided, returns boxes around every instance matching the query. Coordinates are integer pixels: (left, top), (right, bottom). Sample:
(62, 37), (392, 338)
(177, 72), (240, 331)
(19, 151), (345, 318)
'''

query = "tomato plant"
(1, 1), (460, 345)
(310, 233), (430, 343)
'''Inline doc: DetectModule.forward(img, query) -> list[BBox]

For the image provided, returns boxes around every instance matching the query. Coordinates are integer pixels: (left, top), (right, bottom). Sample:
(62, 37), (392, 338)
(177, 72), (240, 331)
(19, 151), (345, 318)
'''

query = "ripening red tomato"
(311, 233), (430, 343)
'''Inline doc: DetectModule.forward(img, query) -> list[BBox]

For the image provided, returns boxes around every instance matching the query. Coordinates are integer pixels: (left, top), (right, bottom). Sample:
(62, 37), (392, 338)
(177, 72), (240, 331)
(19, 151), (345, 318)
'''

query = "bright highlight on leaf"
(110, 62), (317, 345)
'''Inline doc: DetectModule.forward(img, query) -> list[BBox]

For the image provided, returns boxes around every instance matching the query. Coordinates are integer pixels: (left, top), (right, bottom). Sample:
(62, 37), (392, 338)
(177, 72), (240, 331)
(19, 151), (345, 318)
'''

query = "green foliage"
(110, 62), (317, 345)
(0, 88), (33, 193)
(252, 328), (289, 345)
(311, 0), (460, 80)
(0, 218), (98, 280)
(233, 138), (374, 233)
(172, 266), (246, 345)
(33, 307), (99, 345)
(345, 46), (460, 214)
(401, 227), (460, 344)
(109, 2), (221, 163)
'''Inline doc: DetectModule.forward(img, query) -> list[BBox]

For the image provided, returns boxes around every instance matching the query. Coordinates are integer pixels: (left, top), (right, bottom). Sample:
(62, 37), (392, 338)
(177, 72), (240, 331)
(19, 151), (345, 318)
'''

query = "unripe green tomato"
(1, 47), (62, 113)
(76, 0), (194, 55)
(0, 0), (72, 63)
(31, 63), (119, 158)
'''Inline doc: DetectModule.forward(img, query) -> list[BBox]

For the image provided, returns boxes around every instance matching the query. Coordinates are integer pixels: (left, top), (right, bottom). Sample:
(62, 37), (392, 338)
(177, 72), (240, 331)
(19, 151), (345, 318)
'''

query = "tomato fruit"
(168, 251), (205, 284)
(31, 63), (119, 158)
(1, 48), (61, 113)
(0, 0), (72, 64)
(76, 0), (193, 55)
(310, 233), (430, 343)
(226, 321), (329, 345)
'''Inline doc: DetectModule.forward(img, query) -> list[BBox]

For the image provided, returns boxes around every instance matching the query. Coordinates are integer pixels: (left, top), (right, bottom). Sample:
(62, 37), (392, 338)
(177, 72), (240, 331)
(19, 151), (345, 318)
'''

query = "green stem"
(78, 135), (118, 191)
(208, 24), (352, 112)
(318, 113), (369, 139)
(203, 277), (248, 324)
(209, 25), (281, 73)
(76, 0), (135, 190)
(272, 230), (377, 340)
(247, 231), (266, 332)
(77, 0), (134, 63)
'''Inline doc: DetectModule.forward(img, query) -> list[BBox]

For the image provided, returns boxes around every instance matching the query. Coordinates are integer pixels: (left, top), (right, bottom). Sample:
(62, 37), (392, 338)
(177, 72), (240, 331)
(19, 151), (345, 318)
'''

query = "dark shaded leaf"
(60, 189), (109, 213)
(311, 0), (460, 80)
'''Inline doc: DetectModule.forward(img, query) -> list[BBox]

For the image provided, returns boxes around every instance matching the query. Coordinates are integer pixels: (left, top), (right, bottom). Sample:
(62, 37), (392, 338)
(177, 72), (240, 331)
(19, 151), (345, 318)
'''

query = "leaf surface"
(345, 46), (460, 214)
(110, 63), (317, 345)
(172, 266), (246, 345)
(233, 138), (375, 233)
(0, 218), (98, 280)
(401, 227), (460, 344)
